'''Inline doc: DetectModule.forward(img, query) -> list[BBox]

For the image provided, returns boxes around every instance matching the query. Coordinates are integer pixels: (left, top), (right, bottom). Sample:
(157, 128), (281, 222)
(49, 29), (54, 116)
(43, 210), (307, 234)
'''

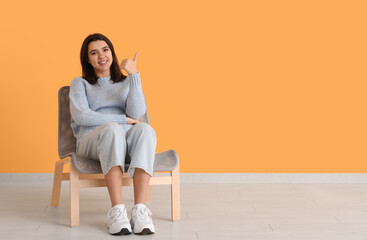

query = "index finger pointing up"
(133, 52), (139, 62)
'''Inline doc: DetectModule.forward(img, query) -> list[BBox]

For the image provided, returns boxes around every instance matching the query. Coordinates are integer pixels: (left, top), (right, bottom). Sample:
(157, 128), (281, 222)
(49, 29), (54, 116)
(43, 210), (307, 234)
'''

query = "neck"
(95, 69), (110, 78)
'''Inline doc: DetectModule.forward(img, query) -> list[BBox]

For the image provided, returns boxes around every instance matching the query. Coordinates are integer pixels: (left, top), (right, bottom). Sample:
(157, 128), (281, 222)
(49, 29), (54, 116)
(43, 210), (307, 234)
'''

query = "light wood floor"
(1, 180), (367, 239)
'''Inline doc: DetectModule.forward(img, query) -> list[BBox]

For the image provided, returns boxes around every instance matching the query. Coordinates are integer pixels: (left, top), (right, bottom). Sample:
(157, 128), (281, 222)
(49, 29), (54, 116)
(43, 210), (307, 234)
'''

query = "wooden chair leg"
(51, 160), (64, 207)
(70, 162), (80, 227)
(171, 165), (181, 221)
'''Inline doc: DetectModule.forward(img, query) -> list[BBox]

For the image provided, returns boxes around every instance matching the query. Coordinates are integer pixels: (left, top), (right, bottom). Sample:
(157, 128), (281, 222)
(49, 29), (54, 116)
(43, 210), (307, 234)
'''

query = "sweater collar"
(97, 76), (111, 85)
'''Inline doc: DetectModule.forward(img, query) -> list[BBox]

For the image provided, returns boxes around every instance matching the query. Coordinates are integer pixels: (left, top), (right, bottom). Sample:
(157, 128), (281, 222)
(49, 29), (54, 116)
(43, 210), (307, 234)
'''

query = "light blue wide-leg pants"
(76, 122), (157, 177)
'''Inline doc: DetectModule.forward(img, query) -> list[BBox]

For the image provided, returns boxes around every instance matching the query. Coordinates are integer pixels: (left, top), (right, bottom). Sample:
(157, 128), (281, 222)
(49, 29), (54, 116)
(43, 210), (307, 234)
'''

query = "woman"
(69, 33), (156, 235)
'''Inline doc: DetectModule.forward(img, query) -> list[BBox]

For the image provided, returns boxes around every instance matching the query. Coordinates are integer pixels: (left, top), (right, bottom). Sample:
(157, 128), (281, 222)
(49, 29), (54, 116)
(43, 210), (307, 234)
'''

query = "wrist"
(129, 71), (138, 75)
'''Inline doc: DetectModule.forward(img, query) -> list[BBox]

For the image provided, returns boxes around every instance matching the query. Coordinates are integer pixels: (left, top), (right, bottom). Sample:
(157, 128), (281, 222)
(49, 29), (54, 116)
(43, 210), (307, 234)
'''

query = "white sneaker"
(107, 204), (132, 235)
(131, 203), (155, 235)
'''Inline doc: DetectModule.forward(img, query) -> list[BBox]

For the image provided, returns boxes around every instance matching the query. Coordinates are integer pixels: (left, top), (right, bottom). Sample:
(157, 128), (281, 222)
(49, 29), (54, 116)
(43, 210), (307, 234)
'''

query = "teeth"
(99, 60), (107, 64)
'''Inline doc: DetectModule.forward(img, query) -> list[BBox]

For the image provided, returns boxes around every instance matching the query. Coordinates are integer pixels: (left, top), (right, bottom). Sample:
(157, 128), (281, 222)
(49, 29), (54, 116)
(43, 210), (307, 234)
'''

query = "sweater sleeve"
(69, 77), (127, 127)
(126, 72), (147, 119)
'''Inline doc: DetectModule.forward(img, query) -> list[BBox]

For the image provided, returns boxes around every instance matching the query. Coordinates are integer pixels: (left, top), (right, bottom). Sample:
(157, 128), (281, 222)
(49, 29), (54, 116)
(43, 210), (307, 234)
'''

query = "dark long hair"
(80, 33), (127, 85)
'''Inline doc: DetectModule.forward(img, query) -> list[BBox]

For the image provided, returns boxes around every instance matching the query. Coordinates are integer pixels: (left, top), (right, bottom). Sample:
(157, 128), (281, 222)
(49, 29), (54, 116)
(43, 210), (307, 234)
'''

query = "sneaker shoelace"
(109, 207), (128, 224)
(136, 206), (153, 222)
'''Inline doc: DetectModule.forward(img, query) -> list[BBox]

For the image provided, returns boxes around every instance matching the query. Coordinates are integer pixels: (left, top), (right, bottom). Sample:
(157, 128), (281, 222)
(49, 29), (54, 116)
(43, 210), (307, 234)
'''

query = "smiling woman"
(69, 33), (156, 235)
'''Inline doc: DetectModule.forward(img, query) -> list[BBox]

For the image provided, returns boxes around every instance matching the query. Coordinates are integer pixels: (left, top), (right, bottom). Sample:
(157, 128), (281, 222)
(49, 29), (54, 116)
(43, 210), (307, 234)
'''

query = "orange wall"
(0, 0), (366, 173)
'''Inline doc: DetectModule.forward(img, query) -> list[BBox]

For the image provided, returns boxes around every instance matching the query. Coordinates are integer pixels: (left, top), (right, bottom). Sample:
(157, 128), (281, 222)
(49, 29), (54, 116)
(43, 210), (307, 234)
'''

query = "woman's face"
(87, 40), (113, 77)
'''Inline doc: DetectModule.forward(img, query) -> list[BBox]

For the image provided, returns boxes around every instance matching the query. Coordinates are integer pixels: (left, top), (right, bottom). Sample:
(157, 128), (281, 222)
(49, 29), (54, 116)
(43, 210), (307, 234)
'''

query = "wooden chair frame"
(51, 156), (180, 227)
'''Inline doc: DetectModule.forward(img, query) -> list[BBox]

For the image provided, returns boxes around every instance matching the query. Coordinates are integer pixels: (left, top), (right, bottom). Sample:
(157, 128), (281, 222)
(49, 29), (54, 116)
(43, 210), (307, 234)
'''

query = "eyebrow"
(89, 46), (109, 54)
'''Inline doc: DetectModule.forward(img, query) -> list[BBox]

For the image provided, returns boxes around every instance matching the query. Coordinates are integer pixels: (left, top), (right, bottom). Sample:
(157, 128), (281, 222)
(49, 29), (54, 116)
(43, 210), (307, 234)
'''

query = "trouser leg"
(126, 122), (157, 178)
(76, 122), (127, 175)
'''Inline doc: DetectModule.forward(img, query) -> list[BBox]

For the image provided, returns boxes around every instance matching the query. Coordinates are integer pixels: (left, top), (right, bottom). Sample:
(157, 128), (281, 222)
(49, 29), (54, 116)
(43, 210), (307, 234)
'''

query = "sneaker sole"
(110, 228), (132, 235)
(134, 228), (155, 235)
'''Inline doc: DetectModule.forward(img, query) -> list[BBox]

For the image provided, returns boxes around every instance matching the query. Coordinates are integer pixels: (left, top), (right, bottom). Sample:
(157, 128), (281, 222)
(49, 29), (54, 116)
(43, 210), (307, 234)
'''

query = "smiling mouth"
(98, 60), (108, 65)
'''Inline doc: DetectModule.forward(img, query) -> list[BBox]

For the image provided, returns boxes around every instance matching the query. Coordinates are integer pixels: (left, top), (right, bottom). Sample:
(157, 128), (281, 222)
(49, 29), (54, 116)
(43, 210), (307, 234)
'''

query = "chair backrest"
(58, 86), (77, 158)
(58, 86), (150, 159)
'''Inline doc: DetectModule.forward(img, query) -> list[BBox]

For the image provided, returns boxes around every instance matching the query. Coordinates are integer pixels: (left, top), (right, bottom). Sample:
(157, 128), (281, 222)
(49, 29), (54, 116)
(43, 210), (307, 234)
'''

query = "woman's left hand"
(120, 52), (139, 75)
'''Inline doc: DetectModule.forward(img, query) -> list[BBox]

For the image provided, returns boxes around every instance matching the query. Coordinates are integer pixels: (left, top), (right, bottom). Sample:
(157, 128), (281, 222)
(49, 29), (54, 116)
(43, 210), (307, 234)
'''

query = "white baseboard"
(1, 173), (367, 183)
(180, 173), (367, 183)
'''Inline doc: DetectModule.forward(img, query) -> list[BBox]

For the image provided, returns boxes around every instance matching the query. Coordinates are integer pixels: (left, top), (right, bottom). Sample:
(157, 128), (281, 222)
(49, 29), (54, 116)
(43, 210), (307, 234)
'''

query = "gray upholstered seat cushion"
(70, 150), (179, 175)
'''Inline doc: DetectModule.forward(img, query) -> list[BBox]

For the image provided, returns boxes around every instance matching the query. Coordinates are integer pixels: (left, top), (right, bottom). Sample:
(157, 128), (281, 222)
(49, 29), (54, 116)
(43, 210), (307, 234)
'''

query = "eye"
(104, 48), (109, 52)
(91, 52), (96, 55)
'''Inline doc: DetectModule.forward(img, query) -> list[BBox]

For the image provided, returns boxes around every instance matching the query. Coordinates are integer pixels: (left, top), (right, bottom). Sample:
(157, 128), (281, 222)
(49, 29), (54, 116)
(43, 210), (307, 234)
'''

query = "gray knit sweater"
(69, 72), (146, 141)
